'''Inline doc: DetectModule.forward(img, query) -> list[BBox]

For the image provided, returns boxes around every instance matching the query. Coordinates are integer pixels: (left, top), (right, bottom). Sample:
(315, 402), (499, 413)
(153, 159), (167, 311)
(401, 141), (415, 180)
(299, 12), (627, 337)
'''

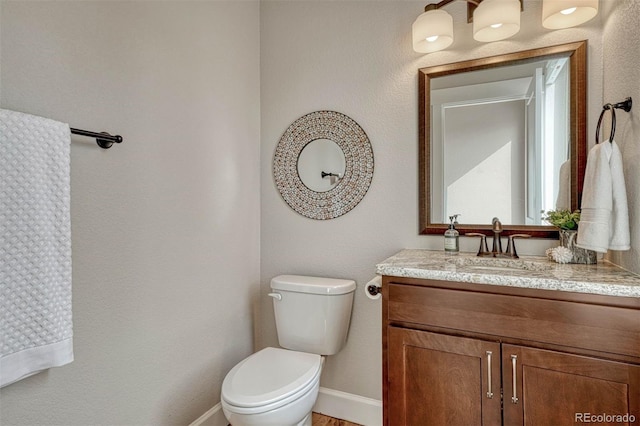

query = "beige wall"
(2, 0), (638, 423)
(0, 1), (260, 425)
(259, 0), (605, 400)
(602, 0), (640, 274)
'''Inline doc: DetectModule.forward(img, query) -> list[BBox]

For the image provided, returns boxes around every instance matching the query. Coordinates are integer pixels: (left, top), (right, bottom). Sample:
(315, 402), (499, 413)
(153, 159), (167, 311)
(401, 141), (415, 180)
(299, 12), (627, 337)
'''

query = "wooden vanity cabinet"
(382, 276), (640, 426)
(387, 327), (501, 425)
(503, 344), (640, 426)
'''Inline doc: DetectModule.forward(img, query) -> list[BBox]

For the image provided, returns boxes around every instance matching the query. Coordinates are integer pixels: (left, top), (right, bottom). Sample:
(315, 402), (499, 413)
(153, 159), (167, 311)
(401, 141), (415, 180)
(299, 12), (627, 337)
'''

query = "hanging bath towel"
(0, 109), (73, 387)
(576, 140), (630, 253)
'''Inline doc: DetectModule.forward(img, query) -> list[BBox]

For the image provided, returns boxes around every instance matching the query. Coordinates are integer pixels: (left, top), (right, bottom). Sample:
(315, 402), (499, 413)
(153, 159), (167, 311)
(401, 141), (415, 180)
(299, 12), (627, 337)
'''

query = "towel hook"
(595, 97), (632, 144)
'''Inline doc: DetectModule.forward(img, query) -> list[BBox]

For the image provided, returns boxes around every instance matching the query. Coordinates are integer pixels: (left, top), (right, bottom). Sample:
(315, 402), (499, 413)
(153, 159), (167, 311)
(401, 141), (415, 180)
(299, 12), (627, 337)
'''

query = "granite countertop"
(376, 249), (640, 298)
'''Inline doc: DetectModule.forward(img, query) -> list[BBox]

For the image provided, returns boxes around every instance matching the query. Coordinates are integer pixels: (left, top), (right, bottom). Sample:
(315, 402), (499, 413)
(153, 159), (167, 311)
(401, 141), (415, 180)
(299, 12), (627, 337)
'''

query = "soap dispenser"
(444, 214), (460, 254)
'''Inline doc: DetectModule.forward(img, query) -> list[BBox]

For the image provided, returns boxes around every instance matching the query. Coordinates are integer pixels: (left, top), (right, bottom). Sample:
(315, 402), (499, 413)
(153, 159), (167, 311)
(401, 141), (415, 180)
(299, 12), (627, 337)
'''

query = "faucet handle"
(505, 234), (531, 259)
(466, 233), (489, 256)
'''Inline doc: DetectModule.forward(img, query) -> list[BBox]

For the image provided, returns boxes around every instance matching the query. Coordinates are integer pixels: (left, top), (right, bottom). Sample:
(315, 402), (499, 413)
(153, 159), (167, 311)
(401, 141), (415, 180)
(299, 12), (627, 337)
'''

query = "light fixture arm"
(424, 0), (481, 12)
(423, 0), (522, 23)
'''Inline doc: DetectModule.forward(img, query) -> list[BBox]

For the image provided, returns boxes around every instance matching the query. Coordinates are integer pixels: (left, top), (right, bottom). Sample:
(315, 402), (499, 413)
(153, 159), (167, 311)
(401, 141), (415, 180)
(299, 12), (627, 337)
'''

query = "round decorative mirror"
(273, 111), (374, 220)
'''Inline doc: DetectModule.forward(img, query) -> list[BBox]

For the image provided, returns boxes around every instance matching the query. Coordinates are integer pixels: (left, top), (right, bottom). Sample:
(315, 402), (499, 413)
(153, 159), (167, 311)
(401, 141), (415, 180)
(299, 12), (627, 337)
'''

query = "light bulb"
(426, 35), (439, 42)
(491, 23), (503, 28)
(561, 7), (577, 15)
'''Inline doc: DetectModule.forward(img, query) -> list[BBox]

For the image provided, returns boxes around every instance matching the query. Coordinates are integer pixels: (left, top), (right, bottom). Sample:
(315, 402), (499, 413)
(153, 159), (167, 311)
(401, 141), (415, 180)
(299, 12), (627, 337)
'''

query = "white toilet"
(221, 275), (356, 426)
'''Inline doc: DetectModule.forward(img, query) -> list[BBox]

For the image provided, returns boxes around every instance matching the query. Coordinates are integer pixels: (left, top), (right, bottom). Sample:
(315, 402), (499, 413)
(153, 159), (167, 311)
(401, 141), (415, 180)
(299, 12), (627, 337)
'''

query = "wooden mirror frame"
(419, 41), (587, 238)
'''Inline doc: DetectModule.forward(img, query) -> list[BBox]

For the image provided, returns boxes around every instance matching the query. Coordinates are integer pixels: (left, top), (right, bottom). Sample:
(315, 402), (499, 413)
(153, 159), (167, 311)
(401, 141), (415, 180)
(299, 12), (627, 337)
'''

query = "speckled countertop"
(376, 249), (640, 298)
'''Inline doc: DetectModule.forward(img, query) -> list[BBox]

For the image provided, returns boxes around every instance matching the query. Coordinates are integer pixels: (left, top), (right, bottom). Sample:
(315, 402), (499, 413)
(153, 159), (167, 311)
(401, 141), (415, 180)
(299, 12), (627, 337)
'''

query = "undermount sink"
(450, 256), (553, 272)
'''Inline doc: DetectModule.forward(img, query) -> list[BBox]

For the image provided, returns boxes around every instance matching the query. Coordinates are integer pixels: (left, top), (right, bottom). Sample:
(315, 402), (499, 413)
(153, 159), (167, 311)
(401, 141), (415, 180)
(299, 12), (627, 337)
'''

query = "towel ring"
(595, 97), (633, 144)
(595, 104), (616, 144)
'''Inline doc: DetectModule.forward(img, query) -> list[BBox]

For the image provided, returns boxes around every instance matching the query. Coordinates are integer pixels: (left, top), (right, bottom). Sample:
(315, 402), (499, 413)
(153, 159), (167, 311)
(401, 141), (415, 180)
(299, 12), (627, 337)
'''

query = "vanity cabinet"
(503, 344), (639, 425)
(382, 276), (640, 426)
(387, 327), (501, 425)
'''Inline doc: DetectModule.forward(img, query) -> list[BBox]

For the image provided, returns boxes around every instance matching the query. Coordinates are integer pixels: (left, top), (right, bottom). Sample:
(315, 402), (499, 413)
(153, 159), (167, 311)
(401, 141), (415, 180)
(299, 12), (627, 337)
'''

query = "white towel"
(576, 140), (630, 253)
(609, 141), (631, 250)
(0, 109), (73, 387)
(555, 159), (571, 210)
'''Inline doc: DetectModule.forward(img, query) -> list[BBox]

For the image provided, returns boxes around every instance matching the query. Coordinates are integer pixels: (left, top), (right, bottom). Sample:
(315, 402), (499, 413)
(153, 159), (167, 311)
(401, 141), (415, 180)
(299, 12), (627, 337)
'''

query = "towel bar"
(70, 128), (123, 149)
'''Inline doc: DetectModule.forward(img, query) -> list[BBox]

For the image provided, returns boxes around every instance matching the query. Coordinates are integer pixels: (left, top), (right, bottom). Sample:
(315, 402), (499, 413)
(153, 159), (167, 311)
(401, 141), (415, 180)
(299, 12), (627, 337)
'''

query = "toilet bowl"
(221, 275), (356, 426)
(221, 347), (323, 426)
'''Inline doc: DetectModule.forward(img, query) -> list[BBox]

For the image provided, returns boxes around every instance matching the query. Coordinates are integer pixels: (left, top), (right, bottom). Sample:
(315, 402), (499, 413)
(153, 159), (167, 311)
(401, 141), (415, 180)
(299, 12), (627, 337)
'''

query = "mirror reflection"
(419, 41), (587, 238)
(297, 139), (346, 192)
(431, 57), (571, 225)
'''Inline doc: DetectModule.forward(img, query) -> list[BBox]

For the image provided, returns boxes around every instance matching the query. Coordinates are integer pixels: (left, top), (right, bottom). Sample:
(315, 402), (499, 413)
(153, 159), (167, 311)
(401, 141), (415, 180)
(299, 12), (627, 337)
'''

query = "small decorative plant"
(542, 209), (596, 264)
(541, 209), (580, 230)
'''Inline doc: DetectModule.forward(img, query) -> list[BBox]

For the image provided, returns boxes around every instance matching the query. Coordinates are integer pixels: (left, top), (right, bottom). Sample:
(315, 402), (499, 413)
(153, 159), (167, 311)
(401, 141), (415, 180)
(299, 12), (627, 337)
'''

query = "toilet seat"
(222, 347), (322, 415)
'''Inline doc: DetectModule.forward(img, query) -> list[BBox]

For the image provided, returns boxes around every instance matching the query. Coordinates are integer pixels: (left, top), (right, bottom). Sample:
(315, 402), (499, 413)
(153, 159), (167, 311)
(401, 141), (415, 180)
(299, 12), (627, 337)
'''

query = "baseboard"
(190, 388), (382, 426)
(189, 402), (228, 426)
(313, 387), (382, 426)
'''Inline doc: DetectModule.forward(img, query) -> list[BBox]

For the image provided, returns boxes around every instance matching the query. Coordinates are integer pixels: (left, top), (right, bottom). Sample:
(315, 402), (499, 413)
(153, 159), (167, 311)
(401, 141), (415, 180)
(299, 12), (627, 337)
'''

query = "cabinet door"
(387, 327), (501, 426)
(503, 344), (640, 426)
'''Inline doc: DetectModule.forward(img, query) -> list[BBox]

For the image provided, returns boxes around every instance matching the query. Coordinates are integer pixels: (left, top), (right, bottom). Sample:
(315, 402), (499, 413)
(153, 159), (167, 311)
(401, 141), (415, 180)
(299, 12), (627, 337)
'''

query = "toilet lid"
(222, 347), (321, 409)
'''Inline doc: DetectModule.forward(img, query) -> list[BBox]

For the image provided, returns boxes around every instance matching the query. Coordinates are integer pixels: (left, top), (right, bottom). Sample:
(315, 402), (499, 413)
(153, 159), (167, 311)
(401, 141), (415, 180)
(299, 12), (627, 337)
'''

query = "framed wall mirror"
(419, 41), (587, 238)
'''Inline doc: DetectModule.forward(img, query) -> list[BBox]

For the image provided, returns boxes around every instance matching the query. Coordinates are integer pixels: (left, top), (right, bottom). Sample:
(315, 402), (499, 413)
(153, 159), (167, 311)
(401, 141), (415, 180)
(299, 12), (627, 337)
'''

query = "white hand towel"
(576, 140), (630, 253)
(555, 159), (571, 210)
(608, 141), (630, 250)
(576, 143), (611, 252)
(0, 109), (74, 387)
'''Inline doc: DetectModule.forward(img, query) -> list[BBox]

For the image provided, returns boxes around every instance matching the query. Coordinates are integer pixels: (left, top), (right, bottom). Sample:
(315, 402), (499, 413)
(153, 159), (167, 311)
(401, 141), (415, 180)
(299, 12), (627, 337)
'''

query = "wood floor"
(312, 412), (362, 426)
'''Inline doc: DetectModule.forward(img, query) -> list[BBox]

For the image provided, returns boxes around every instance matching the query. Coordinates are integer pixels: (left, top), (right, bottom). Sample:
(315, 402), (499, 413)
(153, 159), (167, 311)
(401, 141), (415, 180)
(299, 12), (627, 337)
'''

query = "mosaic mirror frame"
(273, 111), (374, 220)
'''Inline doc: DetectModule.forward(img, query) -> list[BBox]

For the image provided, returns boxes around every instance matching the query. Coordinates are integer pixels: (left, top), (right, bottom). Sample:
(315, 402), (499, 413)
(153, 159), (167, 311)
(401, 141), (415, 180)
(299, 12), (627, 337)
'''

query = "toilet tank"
(270, 275), (356, 355)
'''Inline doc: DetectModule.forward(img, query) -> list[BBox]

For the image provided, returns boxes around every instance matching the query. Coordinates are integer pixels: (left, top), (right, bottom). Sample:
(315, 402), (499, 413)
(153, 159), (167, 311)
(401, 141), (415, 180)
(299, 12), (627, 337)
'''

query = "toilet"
(221, 275), (356, 426)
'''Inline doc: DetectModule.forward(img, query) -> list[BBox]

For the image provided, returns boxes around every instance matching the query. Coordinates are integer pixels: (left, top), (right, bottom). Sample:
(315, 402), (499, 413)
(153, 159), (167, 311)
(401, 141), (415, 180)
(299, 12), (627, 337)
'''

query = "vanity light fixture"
(412, 8), (454, 54)
(413, 0), (597, 54)
(473, 0), (521, 42)
(413, 0), (523, 53)
(542, 0), (598, 29)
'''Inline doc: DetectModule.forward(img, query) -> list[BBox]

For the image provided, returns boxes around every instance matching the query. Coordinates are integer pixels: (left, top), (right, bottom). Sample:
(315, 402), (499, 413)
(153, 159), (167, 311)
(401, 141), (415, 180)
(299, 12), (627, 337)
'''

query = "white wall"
(260, 0), (604, 401)
(0, 1), (260, 425)
(602, 0), (640, 275)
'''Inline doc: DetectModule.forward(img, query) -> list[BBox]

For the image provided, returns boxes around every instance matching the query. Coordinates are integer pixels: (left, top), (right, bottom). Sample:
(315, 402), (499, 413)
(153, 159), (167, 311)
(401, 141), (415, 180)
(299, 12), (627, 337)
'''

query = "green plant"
(541, 209), (580, 230)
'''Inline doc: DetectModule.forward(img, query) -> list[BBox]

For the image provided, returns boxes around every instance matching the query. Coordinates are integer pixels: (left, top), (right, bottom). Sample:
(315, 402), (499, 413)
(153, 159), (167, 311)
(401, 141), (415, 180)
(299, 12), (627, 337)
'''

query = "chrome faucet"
(467, 217), (531, 258)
